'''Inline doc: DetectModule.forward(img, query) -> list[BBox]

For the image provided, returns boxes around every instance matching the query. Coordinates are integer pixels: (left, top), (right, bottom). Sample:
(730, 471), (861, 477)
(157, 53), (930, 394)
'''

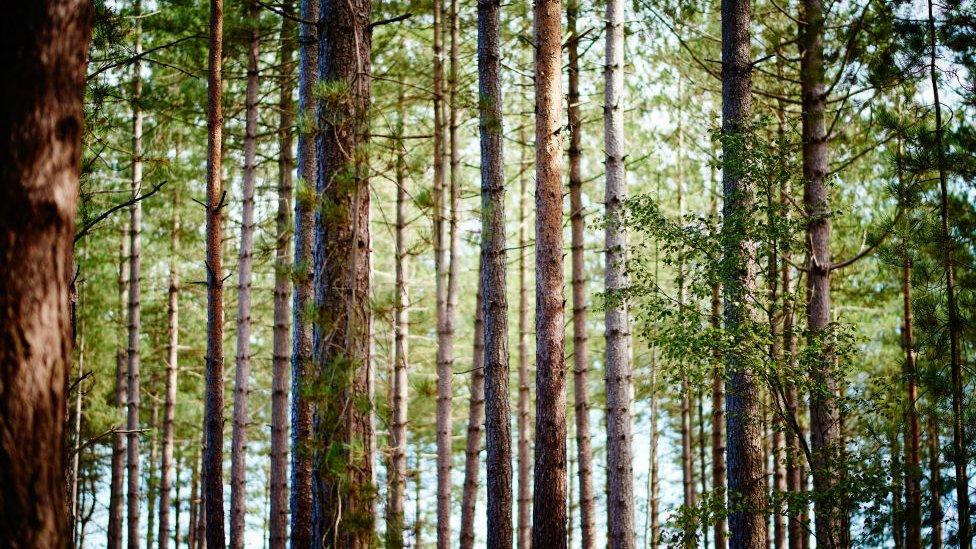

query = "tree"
(459, 273), (486, 549)
(516, 119), (533, 549)
(110, 224), (129, 549)
(158, 188), (181, 549)
(532, 0), (567, 545)
(0, 1), (92, 545)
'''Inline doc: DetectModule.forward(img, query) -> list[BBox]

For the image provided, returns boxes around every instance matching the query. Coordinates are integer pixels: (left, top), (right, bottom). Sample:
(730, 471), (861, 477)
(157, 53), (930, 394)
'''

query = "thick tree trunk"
(203, 0), (227, 546)
(516, 121), (533, 549)
(290, 0), (318, 545)
(721, 1), (768, 547)
(798, 1), (844, 545)
(269, 6), (296, 547)
(928, 415), (943, 549)
(229, 1), (261, 545)
(159, 191), (181, 549)
(126, 9), (145, 547)
(387, 98), (409, 549)
(532, 0), (567, 546)
(0, 2), (91, 545)
(110, 228), (130, 549)
(478, 0), (513, 545)
(926, 4), (969, 546)
(567, 3), (596, 546)
(311, 0), (373, 545)
(604, 1), (635, 547)
(459, 271), (486, 549)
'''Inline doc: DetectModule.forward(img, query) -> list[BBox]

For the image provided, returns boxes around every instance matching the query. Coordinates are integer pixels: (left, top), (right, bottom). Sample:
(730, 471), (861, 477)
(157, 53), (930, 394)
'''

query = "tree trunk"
(710, 174), (728, 549)
(478, 0), (513, 545)
(126, 7), (145, 546)
(311, 0), (373, 545)
(604, 1), (635, 547)
(798, 1), (844, 545)
(892, 426), (905, 549)
(721, 0), (768, 546)
(517, 120), (533, 549)
(926, 4), (969, 546)
(188, 451), (199, 549)
(900, 249), (922, 549)
(290, 0), (318, 545)
(677, 87), (696, 548)
(159, 189), (181, 549)
(567, 3), (596, 546)
(110, 227), (130, 549)
(650, 354), (661, 549)
(532, 0), (567, 545)
(928, 415), (943, 549)
(230, 1), (261, 545)
(269, 5), (295, 547)
(148, 401), (160, 549)
(459, 271), (486, 549)
(387, 96), (409, 549)
(0, 2), (91, 545)
(203, 0), (227, 545)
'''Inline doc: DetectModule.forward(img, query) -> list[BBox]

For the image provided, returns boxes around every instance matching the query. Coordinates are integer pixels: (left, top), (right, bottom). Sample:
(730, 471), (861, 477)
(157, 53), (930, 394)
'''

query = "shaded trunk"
(290, 0), (319, 545)
(517, 121), (533, 549)
(269, 6), (296, 547)
(928, 415), (943, 549)
(159, 190), (181, 549)
(459, 272), (486, 549)
(926, 4), (969, 546)
(532, 1), (567, 545)
(901, 251), (922, 549)
(188, 451), (199, 549)
(567, 2), (596, 546)
(310, 0), (374, 545)
(478, 0), (513, 545)
(203, 0), (227, 546)
(110, 227), (130, 549)
(0, 1), (91, 544)
(677, 107), (695, 548)
(721, 0), (768, 546)
(711, 170), (728, 549)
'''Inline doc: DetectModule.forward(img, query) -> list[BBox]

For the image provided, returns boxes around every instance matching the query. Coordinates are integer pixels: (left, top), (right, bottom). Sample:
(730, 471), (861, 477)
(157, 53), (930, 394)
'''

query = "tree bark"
(203, 0), (227, 545)
(0, 1), (91, 545)
(311, 0), (374, 545)
(517, 120), (533, 549)
(532, 0), (567, 545)
(110, 227), (130, 549)
(710, 172), (728, 549)
(928, 415), (943, 549)
(269, 5), (296, 547)
(290, 0), (318, 545)
(604, 1), (635, 547)
(926, 4), (969, 546)
(478, 0), (513, 545)
(459, 271), (486, 549)
(126, 7), (145, 546)
(721, 0), (768, 547)
(159, 189), (181, 549)
(567, 3), (596, 546)
(230, 1), (261, 545)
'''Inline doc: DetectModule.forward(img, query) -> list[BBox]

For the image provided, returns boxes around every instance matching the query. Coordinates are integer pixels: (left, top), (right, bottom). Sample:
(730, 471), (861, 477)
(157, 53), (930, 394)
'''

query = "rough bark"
(310, 0), (374, 545)
(478, 0), (513, 545)
(567, 3), (596, 546)
(203, 0), (227, 545)
(721, 0), (768, 547)
(517, 120), (533, 549)
(928, 415), (943, 549)
(604, 0), (635, 546)
(110, 228), (130, 549)
(229, 1), (261, 545)
(926, 4), (969, 546)
(126, 9), (145, 547)
(269, 6), (296, 547)
(459, 272), (486, 549)
(0, 1), (91, 545)
(532, 0), (567, 545)
(159, 190), (181, 549)
(291, 0), (318, 545)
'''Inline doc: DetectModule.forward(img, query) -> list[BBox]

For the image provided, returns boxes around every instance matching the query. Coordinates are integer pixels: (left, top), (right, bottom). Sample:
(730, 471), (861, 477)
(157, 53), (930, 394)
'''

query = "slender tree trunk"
(111, 227), (130, 549)
(893, 427), (905, 549)
(148, 401), (160, 549)
(532, 1), (567, 545)
(798, 1), (844, 545)
(203, 0), (227, 545)
(269, 6), (295, 547)
(926, 4), (969, 546)
(126, 7), (145, 546)
(567, 3), (596, 546)
(721, 0), (768, 546)
(928, 415), (943, 549)
(189, 452), (199, 549)
(710, 169), (728, 549)
(677, 107), (696, 549)
(604, 1), (635, 547)
(517, 120), (533, 549)
(0, 2), (91, 544)
(698, 393), (709, 549)
(229, 2), (261, 545)
(387, 97), (410, 549)
(459, 272), (486, 549)
(768, 160), (787, 549)
(900, 241), (922, 549)
(291, 0), (318, 545)
(650, 354), (661, 549)
(70, 342), (85, 548)
(478, 0), (513, 545)
(159, 189), (181, 549)
(311, 0), (373, 544)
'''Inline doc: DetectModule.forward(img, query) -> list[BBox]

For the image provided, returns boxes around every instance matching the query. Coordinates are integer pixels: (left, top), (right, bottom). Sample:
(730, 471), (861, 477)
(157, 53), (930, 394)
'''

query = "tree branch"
(74, 180), (167, 243)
